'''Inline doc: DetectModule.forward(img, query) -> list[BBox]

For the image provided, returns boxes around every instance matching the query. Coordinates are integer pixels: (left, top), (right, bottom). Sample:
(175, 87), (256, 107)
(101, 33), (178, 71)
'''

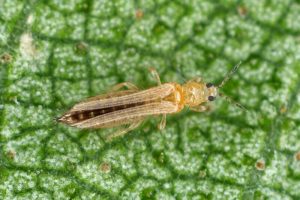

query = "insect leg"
(148, 67), (161, 85)
(158, 114), (166, 130)
(190, 105), (211, 112)
(105, 120), (143, 141)
(190, 77), (203, 83)
(111, 82), (139, 91)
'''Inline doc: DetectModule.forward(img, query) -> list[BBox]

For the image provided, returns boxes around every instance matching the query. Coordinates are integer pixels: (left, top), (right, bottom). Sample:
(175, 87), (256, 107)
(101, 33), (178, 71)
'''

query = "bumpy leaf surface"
(0, 0), (300, 199)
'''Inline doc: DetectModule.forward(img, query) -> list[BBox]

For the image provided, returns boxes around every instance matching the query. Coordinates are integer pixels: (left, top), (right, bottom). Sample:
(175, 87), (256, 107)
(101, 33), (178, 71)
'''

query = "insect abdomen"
(58, 102), (146, 125)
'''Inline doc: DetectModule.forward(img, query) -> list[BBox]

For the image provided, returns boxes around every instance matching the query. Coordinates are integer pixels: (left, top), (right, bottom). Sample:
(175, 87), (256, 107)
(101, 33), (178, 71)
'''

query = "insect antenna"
(218, 61), (242, 88)
(218, 92), (248, 112)
(217, 61), (247, 111)
(53, 116), (61, 123)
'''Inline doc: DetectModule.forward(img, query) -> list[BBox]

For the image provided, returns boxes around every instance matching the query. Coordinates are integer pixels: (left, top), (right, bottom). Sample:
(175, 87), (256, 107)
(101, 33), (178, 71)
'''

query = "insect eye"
(208, 96), (215, 101)
(206, 83), (214, 88)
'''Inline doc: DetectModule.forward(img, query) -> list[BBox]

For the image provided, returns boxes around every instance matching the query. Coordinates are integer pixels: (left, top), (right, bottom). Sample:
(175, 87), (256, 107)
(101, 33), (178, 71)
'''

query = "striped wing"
(78, 89), (138, 103)
(70, 83), (175, 112)
(71, 101), (178, 129)
(57, 83), (177, 127)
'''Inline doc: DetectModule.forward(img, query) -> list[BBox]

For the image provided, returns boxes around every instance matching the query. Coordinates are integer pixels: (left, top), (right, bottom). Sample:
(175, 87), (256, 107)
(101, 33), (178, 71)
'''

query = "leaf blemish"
(255, 159), (265, 171)
(99, 162), (111, 173)
(26, 14), (34, 25)
(279, 105), (288, 114)
(237, 6), (248, 17)
(20, 33), (37, 58)
(75, 42), (88, 55)
(135, 9), (144, 20)
(0, 53), (13, 64)
(6, 150), (16, 160)
(199, 170), (207, 178)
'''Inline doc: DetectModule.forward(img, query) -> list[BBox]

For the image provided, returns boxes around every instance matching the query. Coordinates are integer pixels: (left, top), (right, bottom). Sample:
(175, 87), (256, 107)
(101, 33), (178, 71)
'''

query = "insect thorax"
(182, 81), (208, 107)
(162, 83), (185, 112)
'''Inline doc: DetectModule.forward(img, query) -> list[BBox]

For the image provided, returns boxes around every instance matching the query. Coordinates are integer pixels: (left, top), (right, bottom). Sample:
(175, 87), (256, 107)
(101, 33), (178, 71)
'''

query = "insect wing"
(58, 83), (176, 127)
(79, 89), (137, 104)
(72, 101), (178, 129)
(70, 83), (175, 112)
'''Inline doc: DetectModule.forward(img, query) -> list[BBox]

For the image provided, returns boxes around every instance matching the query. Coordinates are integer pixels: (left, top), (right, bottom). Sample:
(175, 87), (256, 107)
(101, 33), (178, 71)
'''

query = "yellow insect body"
(58, 66), (241, 140)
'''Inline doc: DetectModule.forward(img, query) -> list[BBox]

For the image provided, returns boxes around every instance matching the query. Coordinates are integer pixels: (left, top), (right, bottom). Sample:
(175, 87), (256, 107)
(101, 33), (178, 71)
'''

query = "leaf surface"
(1, 0), (300, 199)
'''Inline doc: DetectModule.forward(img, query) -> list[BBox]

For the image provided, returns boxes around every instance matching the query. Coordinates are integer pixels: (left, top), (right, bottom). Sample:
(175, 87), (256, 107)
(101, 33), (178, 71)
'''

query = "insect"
(57, 63), (245, 141)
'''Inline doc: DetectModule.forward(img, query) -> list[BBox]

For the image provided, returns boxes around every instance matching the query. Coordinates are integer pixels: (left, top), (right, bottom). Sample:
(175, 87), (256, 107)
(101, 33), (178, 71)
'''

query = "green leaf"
(1, 0), (300, 199)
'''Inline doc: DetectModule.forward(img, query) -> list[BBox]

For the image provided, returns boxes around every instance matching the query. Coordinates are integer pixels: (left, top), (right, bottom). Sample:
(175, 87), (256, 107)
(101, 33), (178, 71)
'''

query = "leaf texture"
(0, 0), (300, 199)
